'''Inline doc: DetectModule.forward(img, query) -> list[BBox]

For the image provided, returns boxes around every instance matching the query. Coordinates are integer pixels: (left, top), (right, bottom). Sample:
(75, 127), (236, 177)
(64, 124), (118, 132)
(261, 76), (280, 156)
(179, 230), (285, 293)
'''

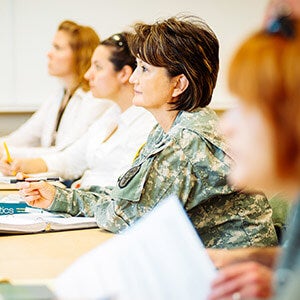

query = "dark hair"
(128, 15), (219, 111)
(101, 32), (136, 72)
(58, 20), (100, 91)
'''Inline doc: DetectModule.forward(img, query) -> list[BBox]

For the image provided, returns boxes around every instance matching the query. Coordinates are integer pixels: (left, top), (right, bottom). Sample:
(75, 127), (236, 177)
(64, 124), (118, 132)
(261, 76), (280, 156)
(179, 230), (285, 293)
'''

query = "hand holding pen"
(0, 158), (20, 176)
(18, 180), (57, 209)
(0, 143), (48, 175)
(15, 171), (59, 209)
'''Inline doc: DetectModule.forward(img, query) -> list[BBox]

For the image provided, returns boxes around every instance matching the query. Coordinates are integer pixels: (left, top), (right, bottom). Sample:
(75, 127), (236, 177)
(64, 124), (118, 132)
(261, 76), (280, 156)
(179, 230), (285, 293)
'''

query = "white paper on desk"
(54, 195), (217, 300)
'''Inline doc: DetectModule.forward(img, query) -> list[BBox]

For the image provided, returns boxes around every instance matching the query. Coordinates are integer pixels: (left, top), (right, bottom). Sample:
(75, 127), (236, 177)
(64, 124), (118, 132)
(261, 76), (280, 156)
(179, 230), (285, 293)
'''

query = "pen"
(3, 142), (13, 164)
(19, 177), (61, 183)
(0, 177), (61, 184)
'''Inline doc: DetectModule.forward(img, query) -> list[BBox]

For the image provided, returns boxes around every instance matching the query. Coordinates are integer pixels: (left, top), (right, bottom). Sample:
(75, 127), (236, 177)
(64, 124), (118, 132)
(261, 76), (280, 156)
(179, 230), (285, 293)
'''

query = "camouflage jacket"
(50, 107), (277, 248)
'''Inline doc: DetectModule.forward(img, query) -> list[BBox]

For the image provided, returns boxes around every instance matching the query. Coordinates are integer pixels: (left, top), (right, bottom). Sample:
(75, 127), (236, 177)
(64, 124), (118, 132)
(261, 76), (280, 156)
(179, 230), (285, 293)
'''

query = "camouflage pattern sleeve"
(49, 185), (114, 217)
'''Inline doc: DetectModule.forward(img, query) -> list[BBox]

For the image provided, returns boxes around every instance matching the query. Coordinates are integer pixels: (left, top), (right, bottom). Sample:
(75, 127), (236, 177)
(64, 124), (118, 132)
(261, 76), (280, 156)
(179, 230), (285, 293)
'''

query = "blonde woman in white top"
(0, 20), (113, 160)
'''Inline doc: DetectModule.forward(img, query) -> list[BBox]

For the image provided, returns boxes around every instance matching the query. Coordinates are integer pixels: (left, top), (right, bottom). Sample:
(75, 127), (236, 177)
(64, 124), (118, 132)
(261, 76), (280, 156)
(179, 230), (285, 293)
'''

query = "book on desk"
(0, 211), (98, 234)
(0, 194), (98, 234)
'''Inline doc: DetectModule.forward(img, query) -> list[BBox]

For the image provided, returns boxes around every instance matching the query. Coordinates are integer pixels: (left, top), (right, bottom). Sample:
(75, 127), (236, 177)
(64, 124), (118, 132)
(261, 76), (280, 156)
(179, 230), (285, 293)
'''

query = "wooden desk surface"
(0, 228), (113, 281)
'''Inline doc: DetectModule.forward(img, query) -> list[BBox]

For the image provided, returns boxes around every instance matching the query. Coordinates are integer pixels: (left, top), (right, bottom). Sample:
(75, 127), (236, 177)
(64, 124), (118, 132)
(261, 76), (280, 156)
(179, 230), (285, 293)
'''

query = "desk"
(0, 228), (113, 281)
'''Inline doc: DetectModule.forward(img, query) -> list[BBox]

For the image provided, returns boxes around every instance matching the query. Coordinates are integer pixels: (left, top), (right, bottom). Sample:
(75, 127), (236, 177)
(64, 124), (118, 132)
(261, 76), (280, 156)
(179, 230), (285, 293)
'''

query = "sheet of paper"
(54, 195), (217, 300)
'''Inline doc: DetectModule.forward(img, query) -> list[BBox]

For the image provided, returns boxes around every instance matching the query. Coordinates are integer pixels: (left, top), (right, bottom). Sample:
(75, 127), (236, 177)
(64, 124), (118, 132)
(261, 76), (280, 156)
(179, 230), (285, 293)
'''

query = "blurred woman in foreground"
(209, 15), (300, 300)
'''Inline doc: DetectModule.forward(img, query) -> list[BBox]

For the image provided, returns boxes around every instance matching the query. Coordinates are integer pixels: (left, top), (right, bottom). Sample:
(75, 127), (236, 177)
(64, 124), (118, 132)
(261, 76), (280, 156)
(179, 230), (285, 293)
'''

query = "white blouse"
(42, 105), (157, 187)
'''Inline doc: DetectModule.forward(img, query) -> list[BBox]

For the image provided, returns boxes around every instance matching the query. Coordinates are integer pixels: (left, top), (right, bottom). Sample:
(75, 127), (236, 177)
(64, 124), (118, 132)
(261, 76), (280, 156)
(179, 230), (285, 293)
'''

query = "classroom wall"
(0, 110), (33, 136)
(0, 0), (269, 114)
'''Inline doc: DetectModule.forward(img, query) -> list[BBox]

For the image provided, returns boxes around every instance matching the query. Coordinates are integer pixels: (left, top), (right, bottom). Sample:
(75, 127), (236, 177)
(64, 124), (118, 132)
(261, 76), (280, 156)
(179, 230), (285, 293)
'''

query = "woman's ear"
(172, 74), (189, 98)
(118, 65), (133, 83)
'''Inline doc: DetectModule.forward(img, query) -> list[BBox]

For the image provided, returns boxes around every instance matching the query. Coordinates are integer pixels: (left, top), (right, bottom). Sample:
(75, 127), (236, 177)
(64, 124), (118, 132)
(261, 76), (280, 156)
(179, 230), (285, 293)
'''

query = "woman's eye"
(141, 65), (148, 72)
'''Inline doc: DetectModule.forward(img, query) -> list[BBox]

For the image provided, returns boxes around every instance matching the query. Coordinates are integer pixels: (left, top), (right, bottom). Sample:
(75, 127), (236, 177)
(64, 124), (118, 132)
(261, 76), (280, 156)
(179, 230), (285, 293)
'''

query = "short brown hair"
(228, 18), (300, 179)
(128, 15), (219, 111)
(58, 20), (100, 91)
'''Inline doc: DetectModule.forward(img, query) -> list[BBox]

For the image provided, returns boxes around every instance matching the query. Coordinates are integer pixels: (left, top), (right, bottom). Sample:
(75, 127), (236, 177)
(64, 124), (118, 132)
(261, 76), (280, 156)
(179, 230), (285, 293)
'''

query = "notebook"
(0, 194), (97, 234)
(0, 212), (98, 234)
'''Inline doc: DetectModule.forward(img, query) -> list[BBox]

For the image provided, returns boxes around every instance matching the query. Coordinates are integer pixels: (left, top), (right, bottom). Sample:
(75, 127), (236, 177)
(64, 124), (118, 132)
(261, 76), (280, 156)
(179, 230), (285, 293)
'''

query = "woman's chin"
(132, 99), (143, 108)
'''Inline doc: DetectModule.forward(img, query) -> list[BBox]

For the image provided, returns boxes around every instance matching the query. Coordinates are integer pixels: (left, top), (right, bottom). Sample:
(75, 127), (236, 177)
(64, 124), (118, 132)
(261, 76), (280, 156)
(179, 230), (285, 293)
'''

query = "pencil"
(3, 141), (13, 164)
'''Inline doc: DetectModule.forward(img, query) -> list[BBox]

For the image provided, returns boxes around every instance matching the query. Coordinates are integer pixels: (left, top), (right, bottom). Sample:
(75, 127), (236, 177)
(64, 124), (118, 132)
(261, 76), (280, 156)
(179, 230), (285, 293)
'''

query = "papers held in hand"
(54, 195), (217, 300)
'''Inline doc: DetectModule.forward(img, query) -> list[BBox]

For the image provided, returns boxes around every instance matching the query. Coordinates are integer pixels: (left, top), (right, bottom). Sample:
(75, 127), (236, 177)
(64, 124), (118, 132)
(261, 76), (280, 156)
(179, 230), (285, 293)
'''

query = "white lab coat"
(42, 105), (157, 187)
(1, 88), (114, 157)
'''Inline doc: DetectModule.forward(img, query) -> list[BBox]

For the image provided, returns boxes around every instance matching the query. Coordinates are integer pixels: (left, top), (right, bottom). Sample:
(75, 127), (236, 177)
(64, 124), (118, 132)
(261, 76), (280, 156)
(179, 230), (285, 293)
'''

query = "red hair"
(58, 20), (100, 91)
(228, 20), (300, 180)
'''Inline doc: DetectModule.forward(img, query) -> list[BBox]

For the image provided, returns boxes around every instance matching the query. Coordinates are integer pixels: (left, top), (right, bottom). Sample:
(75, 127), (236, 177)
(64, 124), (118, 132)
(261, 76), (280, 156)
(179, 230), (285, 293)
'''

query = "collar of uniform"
(170, 107), (227, 150)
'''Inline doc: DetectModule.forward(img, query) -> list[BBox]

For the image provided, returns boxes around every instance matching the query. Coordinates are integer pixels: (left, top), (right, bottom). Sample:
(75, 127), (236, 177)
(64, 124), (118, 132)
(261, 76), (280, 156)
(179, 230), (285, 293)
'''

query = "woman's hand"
(18, 181), (56, 209)
(0, 157), (47, 175)
(208, 262), (274, 300)
(0, 158), (15, 175)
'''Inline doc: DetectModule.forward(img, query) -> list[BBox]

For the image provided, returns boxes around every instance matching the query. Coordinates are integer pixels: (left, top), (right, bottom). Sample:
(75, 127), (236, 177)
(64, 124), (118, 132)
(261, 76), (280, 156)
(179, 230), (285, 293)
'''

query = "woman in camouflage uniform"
(19, 16), (277, 249)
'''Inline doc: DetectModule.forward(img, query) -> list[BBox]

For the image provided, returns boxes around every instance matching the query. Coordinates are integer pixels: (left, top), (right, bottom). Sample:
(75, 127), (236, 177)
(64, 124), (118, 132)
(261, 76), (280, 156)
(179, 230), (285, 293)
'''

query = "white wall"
(0, 0), (269, 110)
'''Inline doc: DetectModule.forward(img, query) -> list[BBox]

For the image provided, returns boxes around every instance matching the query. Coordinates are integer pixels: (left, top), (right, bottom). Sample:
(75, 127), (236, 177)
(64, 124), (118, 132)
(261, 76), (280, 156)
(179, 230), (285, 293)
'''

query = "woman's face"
(47, 30), (75, 79)
(129, 58), (178, 113)
(220, 102), (277, 194)
(84, 45), (122, 100)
